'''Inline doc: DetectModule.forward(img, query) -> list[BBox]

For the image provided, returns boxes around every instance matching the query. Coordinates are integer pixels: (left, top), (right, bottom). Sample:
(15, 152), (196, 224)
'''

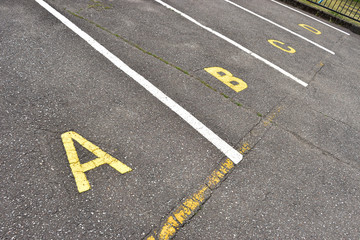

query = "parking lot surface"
(1, 0), (360, 239)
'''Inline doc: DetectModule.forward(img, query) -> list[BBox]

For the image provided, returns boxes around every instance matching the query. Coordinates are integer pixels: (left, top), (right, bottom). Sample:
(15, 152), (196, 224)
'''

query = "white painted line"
(223, 0), (335, 55)
(35, 0), (243, 164)
(153, 0), (308, 87)
(271, 0), (350, 35)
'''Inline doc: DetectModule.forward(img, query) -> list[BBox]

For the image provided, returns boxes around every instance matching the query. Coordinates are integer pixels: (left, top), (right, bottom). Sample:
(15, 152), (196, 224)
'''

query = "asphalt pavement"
(1, 0), (360, 239)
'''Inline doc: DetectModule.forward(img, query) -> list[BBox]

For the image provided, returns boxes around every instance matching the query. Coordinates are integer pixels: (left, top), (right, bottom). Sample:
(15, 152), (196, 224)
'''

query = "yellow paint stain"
(181, 185), (209, 212)
(192, 185), (209, 202)
(61, 131), (132, 193)
(173, 205), (192, 224)
(268, 40), (296, 53)
(224, 158), (235, 169)
(207, 159), (235, 189)
(299, 24), (322, 35)
(150, 154), (239, 239)
(183, 197), (200, 211)
(239, 142), (251, 154)
(207, 171), (222, 188)
(158, 216), (179, 240)
(215, 169), (225, 178)
(204, 67), (248, 92)
(263, 107), (283, 127)
(263, 113), (275, 126)
(218, 161), (232, 175)
(222, 158), (234, 170)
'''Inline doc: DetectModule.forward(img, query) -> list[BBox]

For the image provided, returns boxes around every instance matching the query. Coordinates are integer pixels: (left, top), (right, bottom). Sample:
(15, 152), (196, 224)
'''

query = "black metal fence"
(307, 0), (360, 22)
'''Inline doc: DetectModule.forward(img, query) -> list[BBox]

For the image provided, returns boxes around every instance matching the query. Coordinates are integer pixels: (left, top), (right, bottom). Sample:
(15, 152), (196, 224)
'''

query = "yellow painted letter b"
(204, 67), (247, 92)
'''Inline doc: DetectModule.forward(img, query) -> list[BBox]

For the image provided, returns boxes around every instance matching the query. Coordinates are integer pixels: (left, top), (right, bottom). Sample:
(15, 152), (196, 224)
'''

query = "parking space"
(49, 0), (306, 116)
(1, 0), (360, 239)
(156, 0), (334, 73)
(1, 0), (258, 238)
(48, 0), (355, 117)
(231, 0), (350, 46)
(176, 124), (360, 239)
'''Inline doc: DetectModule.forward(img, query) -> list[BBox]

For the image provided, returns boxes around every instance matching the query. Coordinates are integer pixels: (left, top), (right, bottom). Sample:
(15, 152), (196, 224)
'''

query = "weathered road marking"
(61, 131), (132, 193)
(146, 102), (287, 239)
(145, 157), (237, 240)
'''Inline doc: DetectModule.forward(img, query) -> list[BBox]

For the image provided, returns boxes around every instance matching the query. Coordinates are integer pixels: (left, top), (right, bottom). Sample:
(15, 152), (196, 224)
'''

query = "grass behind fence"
(309, 0), (360, 21)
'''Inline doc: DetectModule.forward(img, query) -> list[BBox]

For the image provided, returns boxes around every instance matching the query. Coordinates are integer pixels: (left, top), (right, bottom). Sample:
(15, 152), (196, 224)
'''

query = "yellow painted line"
(147, 105), (285, 239)
(239, 142), (251, 154)
(61, 131), (132, 193)
(173, 204), (192, 224)
(206, 159), (234, 189)
(158, 216), (179, 240)
(146, 143), (250, 240)
(268, 40), (296, 53)
(146, 185), (210, 240)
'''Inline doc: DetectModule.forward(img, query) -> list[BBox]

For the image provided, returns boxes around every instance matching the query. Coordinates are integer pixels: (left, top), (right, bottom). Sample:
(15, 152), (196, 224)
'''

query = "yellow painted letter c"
(268, 39), (296, 53)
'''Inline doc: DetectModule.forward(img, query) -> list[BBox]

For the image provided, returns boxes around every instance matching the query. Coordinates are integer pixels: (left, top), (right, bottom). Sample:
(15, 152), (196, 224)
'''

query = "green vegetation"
(234, 102), (243, 107)
(297, 0), (360, 26)
(66, 10), (251, 112)
(221, 93), (230, 98)
(87, 0), (113, 11)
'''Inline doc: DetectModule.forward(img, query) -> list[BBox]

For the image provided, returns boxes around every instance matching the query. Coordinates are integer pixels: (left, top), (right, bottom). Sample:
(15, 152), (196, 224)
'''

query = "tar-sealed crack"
(278, 125), (360, 172)
(64, 9), (264, 117)
(142, 97), (291, 239)
(311, 107), (360, 132)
